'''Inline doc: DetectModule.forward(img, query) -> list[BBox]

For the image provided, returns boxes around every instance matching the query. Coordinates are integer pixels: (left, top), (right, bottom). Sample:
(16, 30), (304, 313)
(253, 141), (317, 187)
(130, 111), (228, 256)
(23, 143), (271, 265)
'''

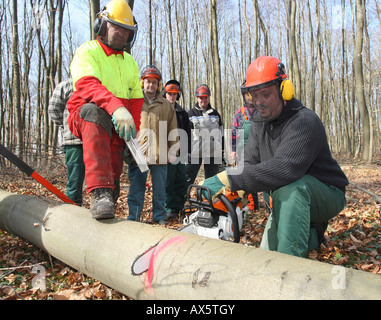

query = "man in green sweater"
(202, 56), (348, 258)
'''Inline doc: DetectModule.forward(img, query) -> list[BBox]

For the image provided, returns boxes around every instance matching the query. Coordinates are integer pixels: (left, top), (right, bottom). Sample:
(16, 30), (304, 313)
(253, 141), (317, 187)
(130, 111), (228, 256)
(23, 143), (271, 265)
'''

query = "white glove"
(112, 107), (136, 141)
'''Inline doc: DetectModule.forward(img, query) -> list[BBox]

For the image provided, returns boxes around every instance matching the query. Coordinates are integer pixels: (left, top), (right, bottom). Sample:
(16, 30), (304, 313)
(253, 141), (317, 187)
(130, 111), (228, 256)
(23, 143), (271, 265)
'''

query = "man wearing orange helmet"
(67, 0), (143, 220)
(187, 84), (224, 186)
(127, 66), (178, 225)
(162, 80), (191, 219)
(202, 56), (348, 258)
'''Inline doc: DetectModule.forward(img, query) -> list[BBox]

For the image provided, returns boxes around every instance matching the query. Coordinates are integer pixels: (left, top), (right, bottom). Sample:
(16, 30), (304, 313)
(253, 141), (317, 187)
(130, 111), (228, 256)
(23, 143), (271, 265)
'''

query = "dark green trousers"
(64, 145), (85, 206)
(260, 175), (346, 257)
(165, 162), (187, 213)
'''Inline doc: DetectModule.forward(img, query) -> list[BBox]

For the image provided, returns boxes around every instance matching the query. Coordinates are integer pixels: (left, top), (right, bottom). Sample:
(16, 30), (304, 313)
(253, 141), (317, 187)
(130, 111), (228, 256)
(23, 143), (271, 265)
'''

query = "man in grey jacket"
(187, 84), (224, 186)
(201, 56), (348, 258)
(48, 79), (85, 205)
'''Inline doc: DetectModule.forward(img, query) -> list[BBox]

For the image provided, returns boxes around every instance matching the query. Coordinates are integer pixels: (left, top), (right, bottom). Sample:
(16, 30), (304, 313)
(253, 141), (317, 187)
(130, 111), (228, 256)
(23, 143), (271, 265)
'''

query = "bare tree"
(90, 0), (100, 40)
(210, 0), (223, 116)
(12, 0), (23, 159)
(354, 0), (371, 162)
(287, 0), (301, 100)
(165, 0), (175, 79)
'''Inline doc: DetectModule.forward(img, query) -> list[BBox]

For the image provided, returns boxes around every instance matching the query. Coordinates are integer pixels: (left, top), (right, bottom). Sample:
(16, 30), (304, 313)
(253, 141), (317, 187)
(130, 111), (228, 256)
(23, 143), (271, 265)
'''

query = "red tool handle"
(0, 143), (76, 205)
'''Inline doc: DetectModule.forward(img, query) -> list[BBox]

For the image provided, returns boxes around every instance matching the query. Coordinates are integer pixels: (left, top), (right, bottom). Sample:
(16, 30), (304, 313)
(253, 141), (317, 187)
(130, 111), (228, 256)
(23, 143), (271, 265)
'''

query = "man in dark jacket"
(162, 80), (191, 219)
(201, 56), (348, 258)
(187, 84), (224, 186)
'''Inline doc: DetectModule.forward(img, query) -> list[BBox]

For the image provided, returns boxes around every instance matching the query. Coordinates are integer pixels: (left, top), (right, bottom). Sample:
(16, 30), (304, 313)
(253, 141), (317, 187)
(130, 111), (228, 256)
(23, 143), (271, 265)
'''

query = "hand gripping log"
(0, 143), (75, 205)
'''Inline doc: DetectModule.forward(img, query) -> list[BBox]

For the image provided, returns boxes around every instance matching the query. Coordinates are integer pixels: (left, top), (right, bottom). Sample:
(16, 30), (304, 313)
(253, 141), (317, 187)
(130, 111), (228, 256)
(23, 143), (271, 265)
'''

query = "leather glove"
(200, 171), (231, 201)
(112, 107), (136, 141)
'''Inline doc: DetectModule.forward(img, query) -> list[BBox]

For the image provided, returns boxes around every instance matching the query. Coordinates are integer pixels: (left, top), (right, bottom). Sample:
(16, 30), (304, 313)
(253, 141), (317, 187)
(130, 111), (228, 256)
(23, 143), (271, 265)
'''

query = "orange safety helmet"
(163, 80), (182, 100)
(195, 84), (211, 97)
(140, 65), (162, 91)
(241, 56), (295, 101)
(140, 65), (162, 81)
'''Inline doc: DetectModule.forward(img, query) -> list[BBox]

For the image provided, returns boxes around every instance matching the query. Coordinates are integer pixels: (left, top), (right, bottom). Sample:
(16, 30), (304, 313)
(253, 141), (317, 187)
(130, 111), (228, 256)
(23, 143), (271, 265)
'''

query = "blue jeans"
(127, 164), (168, 222)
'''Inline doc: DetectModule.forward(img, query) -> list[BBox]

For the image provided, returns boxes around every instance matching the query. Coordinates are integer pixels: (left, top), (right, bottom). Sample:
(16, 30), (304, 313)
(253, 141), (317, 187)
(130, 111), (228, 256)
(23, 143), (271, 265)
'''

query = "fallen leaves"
(0, 160), (380, 299)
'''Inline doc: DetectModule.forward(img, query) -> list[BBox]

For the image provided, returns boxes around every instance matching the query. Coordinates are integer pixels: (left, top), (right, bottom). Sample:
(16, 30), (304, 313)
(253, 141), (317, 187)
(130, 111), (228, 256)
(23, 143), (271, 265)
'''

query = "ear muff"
(280, 79), (295, 101)
(93, 16), (106, 37)
(93, 8), (107, 37)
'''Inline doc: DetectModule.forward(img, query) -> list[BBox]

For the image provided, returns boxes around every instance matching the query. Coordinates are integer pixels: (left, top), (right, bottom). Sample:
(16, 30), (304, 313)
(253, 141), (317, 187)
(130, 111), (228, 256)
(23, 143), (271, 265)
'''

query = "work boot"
(90, 188), (115, 220)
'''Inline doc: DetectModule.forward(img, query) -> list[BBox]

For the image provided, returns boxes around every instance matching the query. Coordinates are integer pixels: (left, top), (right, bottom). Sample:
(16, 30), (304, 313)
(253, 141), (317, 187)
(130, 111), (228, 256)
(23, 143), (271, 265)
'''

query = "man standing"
(162, 80), (191, 219)
(127, 66), (178, 225)
(201, 56), (348, 258)
(187, 84), (224, 186)
(48, 79), (85, 206)
(67, 0), (143, 220)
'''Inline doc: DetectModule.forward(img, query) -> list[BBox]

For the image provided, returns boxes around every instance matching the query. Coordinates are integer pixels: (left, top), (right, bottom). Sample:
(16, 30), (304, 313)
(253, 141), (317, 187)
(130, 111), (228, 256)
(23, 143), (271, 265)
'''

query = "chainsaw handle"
(186, 184), (215, 211)
(218, 193), (240, 243)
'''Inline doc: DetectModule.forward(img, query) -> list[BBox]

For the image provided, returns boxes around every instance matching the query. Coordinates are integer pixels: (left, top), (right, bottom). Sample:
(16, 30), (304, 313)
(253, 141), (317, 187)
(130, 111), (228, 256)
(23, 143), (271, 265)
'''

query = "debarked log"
(0, 189), (380, 300)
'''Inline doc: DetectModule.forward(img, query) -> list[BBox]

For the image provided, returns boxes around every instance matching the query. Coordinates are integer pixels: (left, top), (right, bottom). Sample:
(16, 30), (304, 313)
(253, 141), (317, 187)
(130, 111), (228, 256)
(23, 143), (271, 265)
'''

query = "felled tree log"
(0, 189), (380, 300)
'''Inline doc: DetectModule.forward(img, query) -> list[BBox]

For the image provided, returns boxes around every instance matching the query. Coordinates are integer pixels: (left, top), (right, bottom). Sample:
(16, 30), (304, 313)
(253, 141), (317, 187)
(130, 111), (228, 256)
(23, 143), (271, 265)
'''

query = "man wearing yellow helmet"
(67, 0), (143, 220)
(201, 56), (348, 258)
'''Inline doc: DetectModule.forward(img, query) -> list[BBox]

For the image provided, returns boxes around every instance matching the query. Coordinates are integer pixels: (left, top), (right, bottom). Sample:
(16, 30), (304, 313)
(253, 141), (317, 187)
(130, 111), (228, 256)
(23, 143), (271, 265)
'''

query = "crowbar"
(0, 143), (76, 205)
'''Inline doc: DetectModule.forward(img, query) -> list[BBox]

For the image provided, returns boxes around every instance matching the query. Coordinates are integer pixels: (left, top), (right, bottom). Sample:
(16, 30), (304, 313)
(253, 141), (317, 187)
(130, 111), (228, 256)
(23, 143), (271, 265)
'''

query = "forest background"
(0, 0), (380, 166)
(0, 0), (380, 300)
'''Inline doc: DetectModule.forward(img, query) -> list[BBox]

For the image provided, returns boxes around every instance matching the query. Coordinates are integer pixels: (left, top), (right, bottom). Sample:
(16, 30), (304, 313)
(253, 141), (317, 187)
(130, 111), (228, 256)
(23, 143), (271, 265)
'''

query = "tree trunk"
(90, 0), (100, 40)
(210, 0), (223, 116)
(287, 0), (301, 100)
(166, 0), (175, 79)
(354, 0), (371, 162)
(11, 0), (23, 160)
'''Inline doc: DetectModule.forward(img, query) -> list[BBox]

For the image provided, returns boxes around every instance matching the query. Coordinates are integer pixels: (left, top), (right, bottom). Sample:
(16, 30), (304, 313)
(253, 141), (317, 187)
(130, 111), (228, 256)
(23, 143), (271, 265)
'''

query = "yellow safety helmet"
(94, 0), (138, 48)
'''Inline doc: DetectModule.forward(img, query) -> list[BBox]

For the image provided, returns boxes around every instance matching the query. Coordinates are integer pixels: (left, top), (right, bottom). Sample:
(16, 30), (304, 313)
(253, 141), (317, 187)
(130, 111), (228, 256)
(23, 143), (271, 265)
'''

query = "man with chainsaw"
(162, 80), (191, 219)
(67, 0), (143, 220)
(127, 65), (178, 225)
(201, 56), (348, 258)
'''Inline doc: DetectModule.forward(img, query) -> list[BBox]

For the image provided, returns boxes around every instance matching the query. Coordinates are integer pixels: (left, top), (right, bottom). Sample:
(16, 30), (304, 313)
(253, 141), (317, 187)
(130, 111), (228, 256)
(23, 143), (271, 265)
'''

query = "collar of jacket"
(195, 103), (212, 112)
(144, 93), (165, 106)
(97, 37), (125, 57)
(174, 102), (185, 113)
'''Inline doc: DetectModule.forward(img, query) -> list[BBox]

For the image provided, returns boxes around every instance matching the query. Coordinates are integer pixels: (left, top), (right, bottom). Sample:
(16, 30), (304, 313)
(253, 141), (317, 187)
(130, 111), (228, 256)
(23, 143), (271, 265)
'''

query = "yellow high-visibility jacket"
(67, 38), (143, 130)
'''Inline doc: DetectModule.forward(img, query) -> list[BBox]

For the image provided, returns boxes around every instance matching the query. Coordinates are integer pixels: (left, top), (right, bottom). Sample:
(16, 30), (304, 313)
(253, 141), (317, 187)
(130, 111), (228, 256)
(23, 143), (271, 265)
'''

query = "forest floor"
(0, 156), (380, 300)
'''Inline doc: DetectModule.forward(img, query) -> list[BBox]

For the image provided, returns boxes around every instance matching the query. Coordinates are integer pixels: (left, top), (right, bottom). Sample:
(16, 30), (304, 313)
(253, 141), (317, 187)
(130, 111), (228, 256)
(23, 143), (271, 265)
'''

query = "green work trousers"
(260, 175), (346, 257)
(64, 145), (85, 206)
(166, 162), (187, 213)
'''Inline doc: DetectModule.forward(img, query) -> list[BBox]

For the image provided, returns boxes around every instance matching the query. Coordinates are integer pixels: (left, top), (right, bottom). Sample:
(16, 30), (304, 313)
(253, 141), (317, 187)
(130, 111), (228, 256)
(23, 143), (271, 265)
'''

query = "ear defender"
(93, 16), (104, 36)
(280, 79), (295, 101)
(93, 7), (107, 37)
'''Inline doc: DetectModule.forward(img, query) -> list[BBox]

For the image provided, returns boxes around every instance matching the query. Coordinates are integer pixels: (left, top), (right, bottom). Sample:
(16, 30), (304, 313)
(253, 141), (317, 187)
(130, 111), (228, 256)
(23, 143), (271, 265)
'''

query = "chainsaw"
(178, 184), (248, 243)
